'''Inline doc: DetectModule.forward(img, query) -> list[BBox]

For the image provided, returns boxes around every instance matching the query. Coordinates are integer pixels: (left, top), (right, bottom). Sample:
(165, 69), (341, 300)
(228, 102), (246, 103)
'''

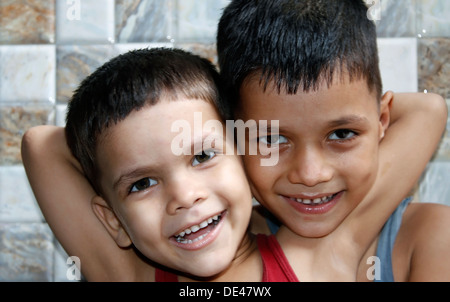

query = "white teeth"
(293, 194), (336, 205)
(175, 214), (221, 241)
(176, 234), (208, 244)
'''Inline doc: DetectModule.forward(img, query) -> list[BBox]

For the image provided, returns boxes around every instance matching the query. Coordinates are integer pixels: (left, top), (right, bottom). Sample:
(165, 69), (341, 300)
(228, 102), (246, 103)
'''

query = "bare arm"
(21, 125), (153, 281)
(349, 92), (447, 242)
(393, 203), (450, 281)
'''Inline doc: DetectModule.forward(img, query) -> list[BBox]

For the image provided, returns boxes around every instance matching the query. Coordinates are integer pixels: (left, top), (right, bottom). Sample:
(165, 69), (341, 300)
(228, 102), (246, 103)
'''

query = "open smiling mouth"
(289, 193), (339, 205)
(173, 212), (223, 245)
(284, 191), (344, 214)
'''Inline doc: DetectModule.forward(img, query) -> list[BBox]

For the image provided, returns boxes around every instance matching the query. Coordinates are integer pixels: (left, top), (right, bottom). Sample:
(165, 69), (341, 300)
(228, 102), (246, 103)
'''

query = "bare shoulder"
(402, 202), (450, 233)
(394, 202), (450, 281)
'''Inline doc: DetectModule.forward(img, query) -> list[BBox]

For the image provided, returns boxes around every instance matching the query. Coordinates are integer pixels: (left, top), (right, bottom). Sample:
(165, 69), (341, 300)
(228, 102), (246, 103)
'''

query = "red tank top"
(155, 234), (299, 282)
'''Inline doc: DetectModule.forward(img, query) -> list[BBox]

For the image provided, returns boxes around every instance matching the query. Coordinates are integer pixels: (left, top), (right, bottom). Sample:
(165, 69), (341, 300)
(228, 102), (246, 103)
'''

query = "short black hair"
(217, 0), (382, 111)
(65, 48), (229, 194)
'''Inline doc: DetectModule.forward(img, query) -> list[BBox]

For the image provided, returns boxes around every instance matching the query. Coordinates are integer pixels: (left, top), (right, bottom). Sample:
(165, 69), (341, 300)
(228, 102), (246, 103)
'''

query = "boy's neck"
(275, 224), (374, 281)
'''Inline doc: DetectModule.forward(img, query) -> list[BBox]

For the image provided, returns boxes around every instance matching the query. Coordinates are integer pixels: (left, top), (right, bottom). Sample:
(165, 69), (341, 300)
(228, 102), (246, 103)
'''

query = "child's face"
(95, 99), (253, 277)
(238, 74), (386, 238)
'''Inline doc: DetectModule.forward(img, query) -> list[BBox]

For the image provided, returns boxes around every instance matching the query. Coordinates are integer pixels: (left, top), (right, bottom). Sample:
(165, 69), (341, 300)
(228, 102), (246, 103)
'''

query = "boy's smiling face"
(238, 74), (388, 238)
(94, 99), (253, 277)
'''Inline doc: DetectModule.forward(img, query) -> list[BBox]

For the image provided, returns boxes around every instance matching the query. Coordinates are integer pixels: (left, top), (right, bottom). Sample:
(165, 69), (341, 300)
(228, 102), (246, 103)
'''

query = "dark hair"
(65, 47), (229, 194)
(217, 0), (382, 111)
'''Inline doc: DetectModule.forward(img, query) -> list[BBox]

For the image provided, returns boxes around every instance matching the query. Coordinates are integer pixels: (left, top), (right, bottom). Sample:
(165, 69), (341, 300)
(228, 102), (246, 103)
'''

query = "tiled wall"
(0, 0), (448, 281)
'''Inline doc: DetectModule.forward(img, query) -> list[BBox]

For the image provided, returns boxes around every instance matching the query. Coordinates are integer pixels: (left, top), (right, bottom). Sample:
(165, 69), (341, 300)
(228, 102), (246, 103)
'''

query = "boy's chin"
(284, 216), (342, 239)
(183, 255), (233, 279)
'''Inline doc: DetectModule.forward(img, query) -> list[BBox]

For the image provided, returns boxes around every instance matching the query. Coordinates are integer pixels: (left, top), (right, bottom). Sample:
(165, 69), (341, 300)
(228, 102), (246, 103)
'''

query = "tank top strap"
(257, 234), (299, 282)
(375, 197), (412, 282)
(155, 267), (179, 282)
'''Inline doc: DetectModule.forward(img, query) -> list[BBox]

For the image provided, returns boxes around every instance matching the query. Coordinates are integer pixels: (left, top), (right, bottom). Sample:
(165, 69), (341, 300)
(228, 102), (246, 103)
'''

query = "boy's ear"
(91, 196), (132, 248)
(378, 91), (394, 140)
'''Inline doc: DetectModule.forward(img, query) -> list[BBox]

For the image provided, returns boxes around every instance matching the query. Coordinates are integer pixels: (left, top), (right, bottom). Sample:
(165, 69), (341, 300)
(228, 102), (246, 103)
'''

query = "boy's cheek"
(243, 155), (270, 179)
(243, 158), (275, 196)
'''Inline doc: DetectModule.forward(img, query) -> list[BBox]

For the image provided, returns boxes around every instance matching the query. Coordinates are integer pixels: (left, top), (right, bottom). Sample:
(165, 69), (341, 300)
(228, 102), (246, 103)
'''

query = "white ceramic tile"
(377, 38), (418, 93)
(176, 0), (231, 42)
(0, 166), (44, 222)
(419, 162), (450, 206)
(56, 104), (68, 127)
(417, 0), (450, 38)
(116, 0), (176, 43)
(374, 0), (417, 37)
(56, 44), (117, 102)
(0, 45), (56, 103)
(56, 0), (115, 44)
(53, 241), (83, 282)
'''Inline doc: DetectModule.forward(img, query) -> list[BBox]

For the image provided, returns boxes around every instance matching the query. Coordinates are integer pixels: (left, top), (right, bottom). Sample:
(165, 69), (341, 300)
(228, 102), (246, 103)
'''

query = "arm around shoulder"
(389, 92), (447, 139)
(22, 125), (149, 281)
(349, 92), (447, 242)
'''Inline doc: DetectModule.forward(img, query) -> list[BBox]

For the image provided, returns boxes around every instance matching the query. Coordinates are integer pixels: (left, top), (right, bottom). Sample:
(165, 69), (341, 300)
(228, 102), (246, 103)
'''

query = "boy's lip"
(281, 191), (344, 215)
(169, 210), (227, 251)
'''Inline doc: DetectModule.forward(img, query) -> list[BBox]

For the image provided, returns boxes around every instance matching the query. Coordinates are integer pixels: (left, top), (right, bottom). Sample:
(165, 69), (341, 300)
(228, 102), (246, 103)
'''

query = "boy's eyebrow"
(191, 130), (224, 151)
(113, 166), (154, 192)
(327, 115), (369, 128)
(112, 131), (224, 191)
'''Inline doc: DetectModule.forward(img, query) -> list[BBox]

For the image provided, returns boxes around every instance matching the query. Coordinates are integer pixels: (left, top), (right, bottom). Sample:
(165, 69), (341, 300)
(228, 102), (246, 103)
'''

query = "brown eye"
(259, 134), (287, 146)
(192, 150), (216, 166)
(329, 129), (356, 140)
(130, 178), (157, 193)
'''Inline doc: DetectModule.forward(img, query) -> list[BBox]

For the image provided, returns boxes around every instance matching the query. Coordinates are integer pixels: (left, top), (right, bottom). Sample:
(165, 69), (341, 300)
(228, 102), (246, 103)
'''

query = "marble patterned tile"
(115, 0), (176, 43)
(417, 0), (450, 38)
(176, 0), (231, 43)
(0, 45), (56, 103)
(177, 43), (219, 68)
(0, 222), (54, 281)
(53, 241), (83, 281)
(373, 0), (416, 38)
(0, 105), (54, 165)
(377, 38), (418, 93)
(419, 162), (450, 206)
(56, 44), (116, 103)
(114, 42), (173, 55)
(55, 0), (114, 44)
(0, 0), (55, 44)
(418, 38), (450, 99)
(0, 166), (45, 222)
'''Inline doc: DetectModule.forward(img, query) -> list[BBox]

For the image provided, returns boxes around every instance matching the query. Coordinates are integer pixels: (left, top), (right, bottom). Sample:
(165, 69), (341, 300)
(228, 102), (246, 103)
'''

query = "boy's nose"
(287, 147), (333, 187)
(166, 171), (207, 214)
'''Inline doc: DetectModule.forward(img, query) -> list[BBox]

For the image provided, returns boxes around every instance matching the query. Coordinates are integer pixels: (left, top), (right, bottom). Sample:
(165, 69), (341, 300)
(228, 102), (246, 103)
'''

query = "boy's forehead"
(238, 73), (380, 122)
(96, 98), (223, 153)
(240, 70), (378, 102)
